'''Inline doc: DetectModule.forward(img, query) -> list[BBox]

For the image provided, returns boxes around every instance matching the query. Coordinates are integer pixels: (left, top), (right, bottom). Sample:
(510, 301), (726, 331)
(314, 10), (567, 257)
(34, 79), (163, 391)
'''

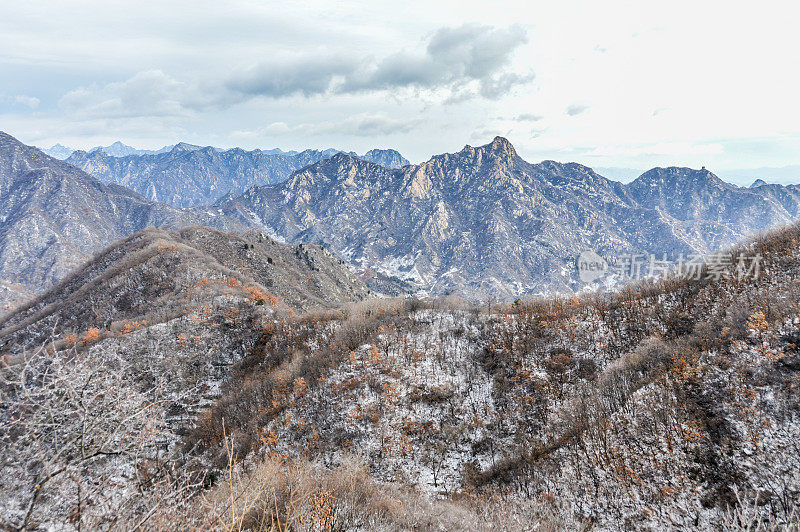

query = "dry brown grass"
(184, 450), (568, 531)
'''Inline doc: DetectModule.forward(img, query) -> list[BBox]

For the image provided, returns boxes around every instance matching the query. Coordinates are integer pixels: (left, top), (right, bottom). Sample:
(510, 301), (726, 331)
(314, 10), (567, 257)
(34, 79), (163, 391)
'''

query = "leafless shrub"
(0, 339), (203, 530)
(720, 488), (800, 531)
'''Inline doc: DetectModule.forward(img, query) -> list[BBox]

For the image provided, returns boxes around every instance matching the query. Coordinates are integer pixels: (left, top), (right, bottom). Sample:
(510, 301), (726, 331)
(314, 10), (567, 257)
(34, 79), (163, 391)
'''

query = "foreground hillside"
(217, 137), (800, 299)
(182, 224), (800, 529)
(0, 225), (368, 530)
(0, 225), (368, 351)
(2, 220), (800, 529)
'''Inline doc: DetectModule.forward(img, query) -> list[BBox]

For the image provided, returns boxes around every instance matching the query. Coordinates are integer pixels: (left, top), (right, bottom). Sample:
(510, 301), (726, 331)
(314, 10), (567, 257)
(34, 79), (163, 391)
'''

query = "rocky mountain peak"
(634, 166), (727, 187)
(487, 136), (517, 156)
(91, 141), (137, 157)
(39, 143), (74, 160)
(361, 148), (410, 169)
(304, 152), (370, 177)
(750, 178), (769, 188)
(450, 137), (518, 171)
(278, 152), (398, 200)
(627, 167), (738, 208)
(171, 142), (203, 153)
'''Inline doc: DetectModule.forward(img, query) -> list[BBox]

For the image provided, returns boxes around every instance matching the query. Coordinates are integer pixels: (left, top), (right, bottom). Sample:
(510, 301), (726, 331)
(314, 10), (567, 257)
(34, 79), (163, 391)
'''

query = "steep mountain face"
(217, 137), (800, 299)
(0, 132), (251, 304)
(67, 144), (411, 207)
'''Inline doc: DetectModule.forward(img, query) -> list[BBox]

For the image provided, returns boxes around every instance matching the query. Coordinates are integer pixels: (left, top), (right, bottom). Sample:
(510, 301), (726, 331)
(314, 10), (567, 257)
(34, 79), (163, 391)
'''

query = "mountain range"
(6, 131), (800, 304)
(4, 130), (800, 528)
(215, 137), (800, 298)
(64, 143), (409, 207)
(40, 141), (178, 159)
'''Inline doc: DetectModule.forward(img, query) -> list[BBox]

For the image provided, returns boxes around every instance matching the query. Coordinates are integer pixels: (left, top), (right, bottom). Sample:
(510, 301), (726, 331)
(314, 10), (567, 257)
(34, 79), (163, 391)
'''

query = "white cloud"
(14, 95), (40, 109)
(58, 70), (194, 119)
(233, 113), (422, 140)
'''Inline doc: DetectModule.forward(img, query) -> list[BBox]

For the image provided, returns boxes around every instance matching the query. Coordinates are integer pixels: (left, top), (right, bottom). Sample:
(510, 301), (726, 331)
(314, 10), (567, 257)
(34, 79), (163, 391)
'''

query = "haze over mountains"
(41, 141), (195, 159)
(3, 130), (800, 306)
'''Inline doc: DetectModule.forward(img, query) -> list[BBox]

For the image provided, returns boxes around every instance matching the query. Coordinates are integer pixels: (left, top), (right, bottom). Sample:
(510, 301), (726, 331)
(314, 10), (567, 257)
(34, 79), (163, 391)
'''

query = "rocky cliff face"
(217, 137), (800, 299)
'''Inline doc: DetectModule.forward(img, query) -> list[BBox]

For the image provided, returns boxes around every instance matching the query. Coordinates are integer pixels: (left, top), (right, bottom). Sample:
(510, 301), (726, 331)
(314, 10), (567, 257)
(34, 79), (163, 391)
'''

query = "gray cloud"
(228, 24), (531, 101)
(226, 56), (358, 98)
(51, 24), (532, 126)
(566, 104), (589, 116)
(346, 24), (531, 98)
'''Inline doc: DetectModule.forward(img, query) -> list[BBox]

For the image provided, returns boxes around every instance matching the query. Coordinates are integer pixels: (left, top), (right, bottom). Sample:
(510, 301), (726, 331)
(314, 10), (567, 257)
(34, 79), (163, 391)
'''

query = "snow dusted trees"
(0, 340), (201, 529)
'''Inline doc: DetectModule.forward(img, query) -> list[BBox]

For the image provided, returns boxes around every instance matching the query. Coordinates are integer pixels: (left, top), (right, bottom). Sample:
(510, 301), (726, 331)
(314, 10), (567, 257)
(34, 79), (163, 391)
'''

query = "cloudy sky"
(1, 0), (799, 177)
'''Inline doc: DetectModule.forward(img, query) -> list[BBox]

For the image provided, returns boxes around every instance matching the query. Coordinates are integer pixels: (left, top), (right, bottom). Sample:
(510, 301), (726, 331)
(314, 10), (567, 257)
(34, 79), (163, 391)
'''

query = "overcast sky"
(1, 0), (799, 175)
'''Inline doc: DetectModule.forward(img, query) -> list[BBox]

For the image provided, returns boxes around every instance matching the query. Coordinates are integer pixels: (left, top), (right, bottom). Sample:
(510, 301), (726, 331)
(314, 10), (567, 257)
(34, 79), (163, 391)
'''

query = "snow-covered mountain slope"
(186, 221), (800, 529)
